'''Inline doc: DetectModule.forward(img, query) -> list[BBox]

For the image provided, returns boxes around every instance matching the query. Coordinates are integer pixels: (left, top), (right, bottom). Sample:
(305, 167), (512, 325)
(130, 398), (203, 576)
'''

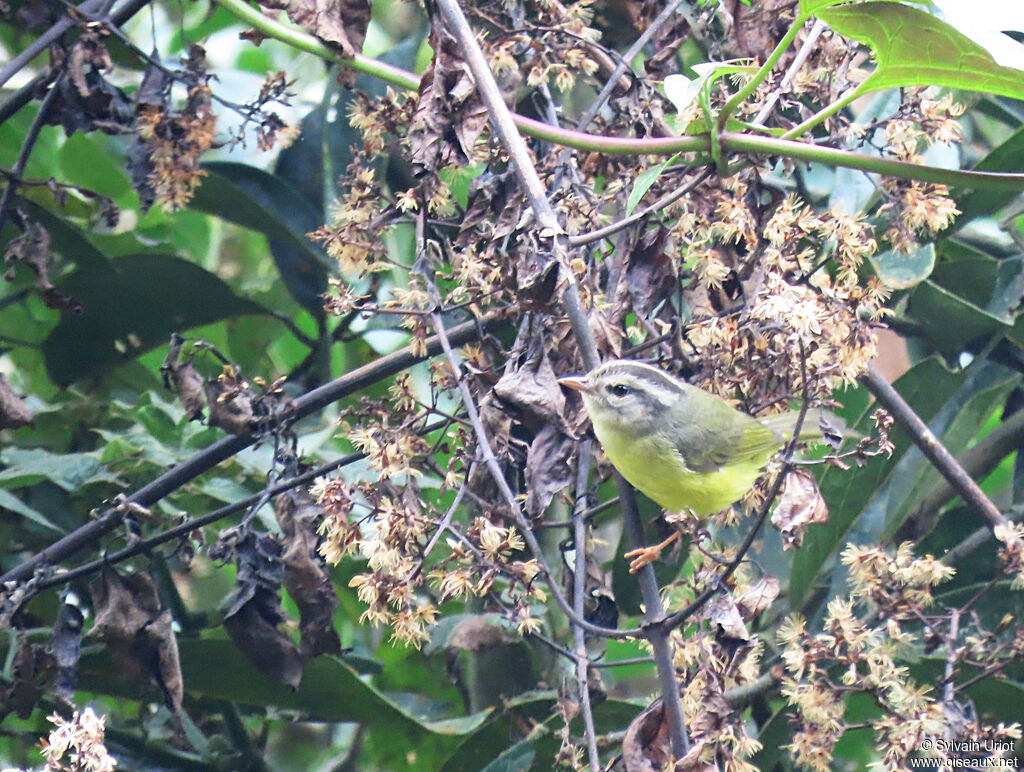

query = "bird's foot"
(624, 531), (681, 574)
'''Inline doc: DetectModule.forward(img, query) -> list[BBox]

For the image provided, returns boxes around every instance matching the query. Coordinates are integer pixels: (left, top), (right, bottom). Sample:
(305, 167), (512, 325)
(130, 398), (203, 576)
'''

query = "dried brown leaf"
(408, 26), (489, 172)
(771, 468), (829, 549)
(734, 575), (780, 620)
(275, 487), (342, 657)
(258, 0), (369, 58)
(205, 379), (255, 436)
(524, 424), (575, 521)
(446, 615), (517, 651)
(89, 565), (184, 714)
(622, 698), (670, 772)
(493, 337), (566, 430)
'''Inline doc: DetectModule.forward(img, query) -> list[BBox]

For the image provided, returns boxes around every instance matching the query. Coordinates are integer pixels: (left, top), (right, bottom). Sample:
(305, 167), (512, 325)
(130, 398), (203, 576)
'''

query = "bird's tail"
(758, 408), (848, 448)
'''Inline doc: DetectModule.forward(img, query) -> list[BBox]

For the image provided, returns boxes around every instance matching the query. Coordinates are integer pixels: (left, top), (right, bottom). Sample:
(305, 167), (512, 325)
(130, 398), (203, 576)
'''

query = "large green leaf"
(952, 125), (1024, 231)
(190, 161), (330, 317)
(42, 254), (269, 385)
(818, 3), (1024, 99)
(790, 358), (963, 607)
(907, 279), (1014, 360)
(79, 638), (490, 736)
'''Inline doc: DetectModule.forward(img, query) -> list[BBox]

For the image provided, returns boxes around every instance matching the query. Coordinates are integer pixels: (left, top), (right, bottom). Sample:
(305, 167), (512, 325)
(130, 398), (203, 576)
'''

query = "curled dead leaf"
(734, 575), (780, 621)
(89, 565), (184, 715)
(771, 468), (829, 549)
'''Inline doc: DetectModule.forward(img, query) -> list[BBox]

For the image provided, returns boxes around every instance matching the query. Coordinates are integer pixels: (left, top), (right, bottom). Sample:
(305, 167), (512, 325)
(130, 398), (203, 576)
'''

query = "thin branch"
(861, 366), (1009, 533)
(751, 19), (826, 127)
(1, 315), (503, 586)
(0, 0), (105, 90)
(568, 168), (712, 246)
(428, 311), (637, 640)
(571, 438), (601, 771)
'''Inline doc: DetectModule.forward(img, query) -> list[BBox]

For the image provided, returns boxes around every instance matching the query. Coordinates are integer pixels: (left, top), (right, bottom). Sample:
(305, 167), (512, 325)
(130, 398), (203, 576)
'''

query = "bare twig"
(861, 367), (1009, 533)
(571, 438), (601, 771)
(568, 168), (712, 246)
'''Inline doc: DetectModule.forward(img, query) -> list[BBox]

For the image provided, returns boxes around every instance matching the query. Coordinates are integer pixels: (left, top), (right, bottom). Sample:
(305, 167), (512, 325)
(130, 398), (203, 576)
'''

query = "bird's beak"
(557, 375), (590, 392)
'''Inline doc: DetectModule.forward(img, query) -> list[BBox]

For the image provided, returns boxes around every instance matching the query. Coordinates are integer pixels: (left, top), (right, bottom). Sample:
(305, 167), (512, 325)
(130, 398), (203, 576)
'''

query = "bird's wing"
(671, 390), (786, 473)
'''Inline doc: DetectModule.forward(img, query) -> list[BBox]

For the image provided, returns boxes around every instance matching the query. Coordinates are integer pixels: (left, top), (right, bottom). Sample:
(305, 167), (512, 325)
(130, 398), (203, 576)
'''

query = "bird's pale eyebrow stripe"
(598, 361), (681, 393)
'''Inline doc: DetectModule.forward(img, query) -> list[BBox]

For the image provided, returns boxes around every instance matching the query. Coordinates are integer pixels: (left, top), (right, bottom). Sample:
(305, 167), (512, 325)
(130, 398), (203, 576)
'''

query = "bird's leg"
(624, 530), (681, 574)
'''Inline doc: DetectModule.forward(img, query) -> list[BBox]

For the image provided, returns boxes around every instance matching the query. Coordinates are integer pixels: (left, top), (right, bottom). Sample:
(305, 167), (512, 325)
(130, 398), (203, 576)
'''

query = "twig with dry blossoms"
(1, 315), (502, 586)
(751, 19), (828, 127)
(428, 310), (635, 640)
(430, 0), (692, 756)
(567, 168), (714, 247)
(861, 366), (1009, 533)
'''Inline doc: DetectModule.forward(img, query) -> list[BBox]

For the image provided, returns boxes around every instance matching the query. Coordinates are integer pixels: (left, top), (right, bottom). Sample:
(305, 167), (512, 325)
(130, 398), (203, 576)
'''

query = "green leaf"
(42, 254), (269, 386)
(953, 124), (1024, 231)
(0, 488), (64, 533)
(907, 279), (1014, 360)
(790, 358), (963, 607)
(78, 638), (490, 737)
(871, 242), (935, 289)
(190, 162), (330, 318)
(626, 154), (680, 217)
(818, 3), (1024, 99)
(478, 741), (535, 772)
(0, 448), (120, 492)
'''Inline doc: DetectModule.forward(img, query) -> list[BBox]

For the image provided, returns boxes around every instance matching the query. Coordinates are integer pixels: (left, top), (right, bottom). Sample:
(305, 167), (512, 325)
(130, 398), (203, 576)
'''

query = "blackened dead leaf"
(457, 171), (523, 247)
(4, 216), (53, 292)
(222, 530), (304, 689)
(524, 423), (575, 522)
(408, 24), (489, 172)
(89, 565), (184, 715)
(205, 377), (256, 436)
(258, 0), (370, 59)
(68, 30), (113, 100)
(0, 373), (33, 430)
(47, 67), (134, 136)
(624, 226), (675, 316)
(50, 601), (84, 707)
(771, 468), (828, 549)
(275, 487), (342, 658)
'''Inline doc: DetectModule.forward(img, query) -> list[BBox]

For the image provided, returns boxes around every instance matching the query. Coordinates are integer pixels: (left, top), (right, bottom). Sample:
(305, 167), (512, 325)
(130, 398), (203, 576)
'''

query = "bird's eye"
(607, 383), (630, 397)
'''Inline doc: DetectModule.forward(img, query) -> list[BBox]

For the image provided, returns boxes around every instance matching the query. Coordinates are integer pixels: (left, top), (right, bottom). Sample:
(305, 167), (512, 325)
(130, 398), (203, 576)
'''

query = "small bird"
(558, 359), (829, 569)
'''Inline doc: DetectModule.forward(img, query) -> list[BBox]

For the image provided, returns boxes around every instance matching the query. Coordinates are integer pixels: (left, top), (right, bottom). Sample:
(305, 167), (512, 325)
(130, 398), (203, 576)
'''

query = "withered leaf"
(274, 487), (342, 658)
(0, 638), (42, 721)
(705, 593), (750, 644)
(622, 698), (670, 772)
(258, 0), (370, 59)
(222, 530), (304, 689)
(46, 68), (134, 136)
(0, 373), (33, 430)
(493, 335), (566, 430)
(457, 171), (523, 247)
(734, 575), (780, 621)
(4, 216), (53, 292)
(408, 25), (489, 172)
(205, 379), (256, 437)
(624, 226), (675, 316)
(89, 565), (184, 715)
(524, 424), (575, 521)
(161, 335), (205, 421)
(771, 468), (829, 549)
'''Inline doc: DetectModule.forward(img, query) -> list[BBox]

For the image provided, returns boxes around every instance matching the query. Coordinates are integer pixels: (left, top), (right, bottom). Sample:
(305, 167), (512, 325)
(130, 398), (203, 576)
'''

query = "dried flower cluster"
(778, 544), (1022, 771)
(36, 708), (117, 772)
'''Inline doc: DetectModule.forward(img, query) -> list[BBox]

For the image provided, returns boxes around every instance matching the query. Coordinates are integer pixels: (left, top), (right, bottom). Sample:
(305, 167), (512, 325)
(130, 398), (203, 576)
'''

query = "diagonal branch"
(861, 366), (1009, 533)
(1, 315), (503, 586)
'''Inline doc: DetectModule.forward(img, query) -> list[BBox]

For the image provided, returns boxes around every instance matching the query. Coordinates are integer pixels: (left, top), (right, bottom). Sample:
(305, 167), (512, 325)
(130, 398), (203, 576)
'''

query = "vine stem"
(212, 0), (1024, 192)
